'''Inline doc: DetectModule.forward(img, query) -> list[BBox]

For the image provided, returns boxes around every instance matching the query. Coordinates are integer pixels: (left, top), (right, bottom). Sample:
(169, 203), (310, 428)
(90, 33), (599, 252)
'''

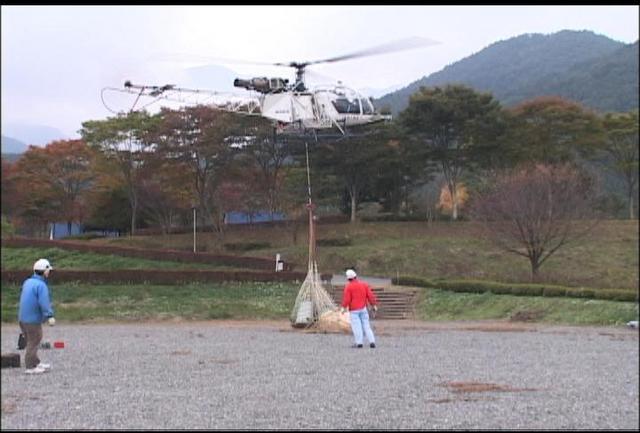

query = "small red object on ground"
(53, 341), (64, 349)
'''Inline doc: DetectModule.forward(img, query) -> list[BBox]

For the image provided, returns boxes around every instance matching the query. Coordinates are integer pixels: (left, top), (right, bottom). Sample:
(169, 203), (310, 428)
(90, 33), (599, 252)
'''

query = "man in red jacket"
(341, 269), (378, 348)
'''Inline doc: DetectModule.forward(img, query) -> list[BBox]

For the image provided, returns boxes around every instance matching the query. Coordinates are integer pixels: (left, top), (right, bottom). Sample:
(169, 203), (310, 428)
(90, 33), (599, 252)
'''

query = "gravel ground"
(1, 320), (638, 430)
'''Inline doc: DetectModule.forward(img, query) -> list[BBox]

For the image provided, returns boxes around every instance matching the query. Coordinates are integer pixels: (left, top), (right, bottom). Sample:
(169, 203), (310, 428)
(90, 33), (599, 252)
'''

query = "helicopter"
(101, 36), (438, 137)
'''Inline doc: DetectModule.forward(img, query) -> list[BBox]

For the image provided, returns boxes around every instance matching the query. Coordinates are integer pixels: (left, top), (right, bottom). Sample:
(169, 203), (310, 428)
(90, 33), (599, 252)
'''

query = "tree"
(40, 140), (96, 235)
(506, 96), (603, 165)
(152, 105), (242, 233)
(81, 111), (158, 235)
(1, 157), (19, 220)
(470, 163), (601, 280)
(371, 123), (433, 218)
(312, 124), (399, 223)
(138, 164), (193, 234)
(137, 147), (193, 233)
(600, 110), (639, 219)
(408, 174), (443, 224)
(8, 141), (96, 237)
(84, 186), (131, 233)
(237, 117), (293, 218)
(400, 84), (507, 220)
(9, 146), (58, 235)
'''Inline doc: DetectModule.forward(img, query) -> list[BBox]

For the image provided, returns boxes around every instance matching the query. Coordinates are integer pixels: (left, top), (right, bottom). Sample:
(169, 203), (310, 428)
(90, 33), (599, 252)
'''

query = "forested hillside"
(375, 30), (639, 115)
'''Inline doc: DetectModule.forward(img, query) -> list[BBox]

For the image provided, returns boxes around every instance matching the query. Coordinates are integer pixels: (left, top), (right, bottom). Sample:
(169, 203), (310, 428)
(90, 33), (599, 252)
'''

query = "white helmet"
(345, 269), (357, 280)
(33, 258), (53, 272)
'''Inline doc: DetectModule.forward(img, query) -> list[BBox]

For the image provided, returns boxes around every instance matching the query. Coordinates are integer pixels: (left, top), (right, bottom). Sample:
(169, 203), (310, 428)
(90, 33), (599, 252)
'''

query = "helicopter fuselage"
(257, 84), (390, 133)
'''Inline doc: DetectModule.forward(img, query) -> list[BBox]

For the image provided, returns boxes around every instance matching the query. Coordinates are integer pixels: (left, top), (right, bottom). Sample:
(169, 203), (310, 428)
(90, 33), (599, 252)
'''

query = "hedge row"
(2, 238), (287, 271)
(392, 276), (639, 303)
(0, 269), (337, 285)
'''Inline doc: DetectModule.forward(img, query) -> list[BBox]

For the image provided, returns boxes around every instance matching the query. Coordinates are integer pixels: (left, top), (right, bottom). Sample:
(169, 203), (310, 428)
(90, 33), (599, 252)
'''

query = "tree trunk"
(291, 220), (299, 245)
(129, 198), (137, 236)
(450, 184), (458, 221)
(629, 193), (635, 220)
(530, 258), (540, 282)
(349, 185), (358, 223)
(350, 193), (357, 223)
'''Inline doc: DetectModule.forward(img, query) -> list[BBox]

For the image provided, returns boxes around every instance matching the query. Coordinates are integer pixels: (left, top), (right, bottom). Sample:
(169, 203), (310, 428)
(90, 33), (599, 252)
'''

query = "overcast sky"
(2, 5), (638, 142)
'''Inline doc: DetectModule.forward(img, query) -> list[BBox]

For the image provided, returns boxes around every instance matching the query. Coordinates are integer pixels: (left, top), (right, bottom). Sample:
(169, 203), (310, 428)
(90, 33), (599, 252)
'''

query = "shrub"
(593, 289), (638, 302)
(565, 287), (596, 299)
(393, 274), (636, 303)
(543, 286), (568, 297)
(510, 285), (544, 296)
(485, 284), (513, 295)
(443, 281), (487, 294)
(392, 276), (429, 286)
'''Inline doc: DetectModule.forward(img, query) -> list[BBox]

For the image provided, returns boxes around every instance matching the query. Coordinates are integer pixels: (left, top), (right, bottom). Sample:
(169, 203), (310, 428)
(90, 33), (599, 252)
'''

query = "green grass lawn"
(3, 219), (637, 326)
(1, 282), (300, 322)
(1, 247), (246, 271)
(93, 220), (639, 290)
(2, 281), (636, 326)
(417, 289), (639, 326)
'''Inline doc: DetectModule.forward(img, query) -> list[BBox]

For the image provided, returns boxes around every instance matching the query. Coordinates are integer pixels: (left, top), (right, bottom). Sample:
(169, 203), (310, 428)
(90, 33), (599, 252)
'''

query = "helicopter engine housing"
(234, 77), (289, 94)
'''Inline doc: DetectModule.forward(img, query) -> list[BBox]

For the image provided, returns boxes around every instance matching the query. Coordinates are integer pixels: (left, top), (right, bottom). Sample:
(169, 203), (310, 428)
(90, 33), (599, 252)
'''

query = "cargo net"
(290, 261), (337, 328)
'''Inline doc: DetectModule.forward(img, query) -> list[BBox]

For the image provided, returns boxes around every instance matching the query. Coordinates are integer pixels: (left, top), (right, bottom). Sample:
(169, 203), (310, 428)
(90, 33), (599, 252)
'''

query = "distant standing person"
(18, 259), (56, 374)
(341, 269), (378, 348)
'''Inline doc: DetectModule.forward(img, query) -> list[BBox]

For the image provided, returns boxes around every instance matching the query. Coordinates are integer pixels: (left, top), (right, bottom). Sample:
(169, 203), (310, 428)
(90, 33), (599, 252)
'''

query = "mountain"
(1, 123), (68, 147)
(357, 83), (406, 99)
(1, 135), (28, 154)
(375, 30), (639, 115)
(532, 41), (639, 113)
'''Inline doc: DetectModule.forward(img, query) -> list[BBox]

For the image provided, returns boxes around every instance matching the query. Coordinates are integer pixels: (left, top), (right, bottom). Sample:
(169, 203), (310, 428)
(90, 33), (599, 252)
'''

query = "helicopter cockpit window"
(332, 97), (361, 114)
(361, 98), (374, 114)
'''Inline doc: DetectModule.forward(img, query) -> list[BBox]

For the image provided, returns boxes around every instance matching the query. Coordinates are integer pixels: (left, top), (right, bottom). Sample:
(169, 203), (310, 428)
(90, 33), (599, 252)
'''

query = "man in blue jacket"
(19, 258), (56, 374)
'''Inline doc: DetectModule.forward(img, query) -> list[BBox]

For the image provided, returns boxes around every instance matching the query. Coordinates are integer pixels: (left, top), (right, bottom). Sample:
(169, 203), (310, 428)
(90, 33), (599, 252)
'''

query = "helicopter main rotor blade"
(149, 36), (439, 73)
(305, 36), (440, 66)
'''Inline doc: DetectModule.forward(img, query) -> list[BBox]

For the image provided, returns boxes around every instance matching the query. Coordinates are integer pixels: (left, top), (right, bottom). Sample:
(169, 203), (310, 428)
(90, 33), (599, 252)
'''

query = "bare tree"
(409, 173), (444, 225)
(470, 163), (601, 280)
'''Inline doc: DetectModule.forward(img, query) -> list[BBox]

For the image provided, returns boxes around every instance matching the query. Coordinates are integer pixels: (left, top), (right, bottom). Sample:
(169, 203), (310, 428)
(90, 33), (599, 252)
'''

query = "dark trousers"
(19, 322), (43, 369)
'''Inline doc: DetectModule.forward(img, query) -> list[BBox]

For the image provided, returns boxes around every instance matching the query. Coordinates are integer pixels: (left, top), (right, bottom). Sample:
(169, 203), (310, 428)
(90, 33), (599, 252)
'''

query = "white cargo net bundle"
(290, 259), (337, 328)
(290, 143), (349, 332)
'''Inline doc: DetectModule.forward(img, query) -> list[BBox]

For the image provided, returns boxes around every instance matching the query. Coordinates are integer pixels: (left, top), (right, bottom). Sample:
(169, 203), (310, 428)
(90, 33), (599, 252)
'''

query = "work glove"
(373, 305), (378, 312)
(48, 317), (56, 326)
(340, 307), (347, 314)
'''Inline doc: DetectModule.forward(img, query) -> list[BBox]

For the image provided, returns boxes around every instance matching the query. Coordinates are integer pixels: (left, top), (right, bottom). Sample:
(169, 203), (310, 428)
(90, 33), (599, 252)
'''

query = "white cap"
(345, 269), (357, 280)
(33, 258), (53, 272)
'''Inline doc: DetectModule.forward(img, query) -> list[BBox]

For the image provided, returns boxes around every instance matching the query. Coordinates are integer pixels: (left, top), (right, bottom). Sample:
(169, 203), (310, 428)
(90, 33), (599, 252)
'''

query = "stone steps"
(328, 286), (418, 320)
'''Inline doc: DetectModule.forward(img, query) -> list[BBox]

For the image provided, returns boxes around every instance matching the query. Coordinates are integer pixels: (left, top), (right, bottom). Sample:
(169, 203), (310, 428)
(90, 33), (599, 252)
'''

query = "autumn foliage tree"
(42, 140), (96, 234)
(8, 140), (96, 236)
(152, 105), (242, 233)
(1, 157), (19, 220)
(470, 163), (601, 280)
(506, 96), (603, 165)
